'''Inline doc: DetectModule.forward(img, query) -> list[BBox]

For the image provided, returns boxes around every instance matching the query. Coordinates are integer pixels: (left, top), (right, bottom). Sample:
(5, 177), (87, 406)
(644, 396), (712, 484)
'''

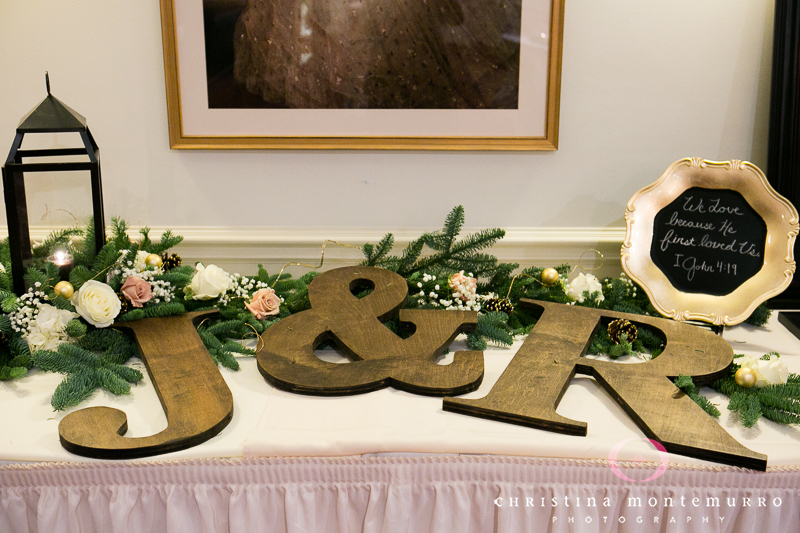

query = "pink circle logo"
(607, 438), (669, 482)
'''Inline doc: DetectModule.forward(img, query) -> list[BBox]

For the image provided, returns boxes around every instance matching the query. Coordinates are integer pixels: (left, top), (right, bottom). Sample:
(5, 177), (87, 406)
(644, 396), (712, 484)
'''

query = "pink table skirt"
(2, 456), (799, 533)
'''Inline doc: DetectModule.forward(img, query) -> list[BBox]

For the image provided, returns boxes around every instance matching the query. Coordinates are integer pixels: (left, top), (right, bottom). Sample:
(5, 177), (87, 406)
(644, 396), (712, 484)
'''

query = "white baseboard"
(17, 225), (628, 279)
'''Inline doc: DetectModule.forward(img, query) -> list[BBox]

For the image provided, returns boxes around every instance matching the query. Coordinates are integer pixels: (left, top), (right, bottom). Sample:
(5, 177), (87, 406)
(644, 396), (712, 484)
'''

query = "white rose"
(738, 355), (789, 387)
(133, 250), (151, 272)
(71, 280), (121, 328)
(566, 273), (604, 303)
(188, 263), (231, 300)
(25, 304), (79, 352)
(758, 358), (789, 386)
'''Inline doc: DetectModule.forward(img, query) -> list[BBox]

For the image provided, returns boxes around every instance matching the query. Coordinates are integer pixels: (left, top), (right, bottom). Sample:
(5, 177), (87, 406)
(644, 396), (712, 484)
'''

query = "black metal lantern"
(2, 74), (106, 294)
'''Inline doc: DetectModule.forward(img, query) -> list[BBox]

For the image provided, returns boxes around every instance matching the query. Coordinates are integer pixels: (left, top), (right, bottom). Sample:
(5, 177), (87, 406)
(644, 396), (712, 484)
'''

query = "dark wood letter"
(58, 311), (233, 459)
(444, 300), (767, 470)
(258, 266), (483, 396)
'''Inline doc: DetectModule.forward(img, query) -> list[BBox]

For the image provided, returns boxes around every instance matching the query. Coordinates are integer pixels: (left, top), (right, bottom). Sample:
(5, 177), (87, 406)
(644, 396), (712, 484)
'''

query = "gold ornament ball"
(53, 281), (75, 299)
(145, 253), (163, 268)
(734, 367), (757, 388)
(541, 267), (560, 286)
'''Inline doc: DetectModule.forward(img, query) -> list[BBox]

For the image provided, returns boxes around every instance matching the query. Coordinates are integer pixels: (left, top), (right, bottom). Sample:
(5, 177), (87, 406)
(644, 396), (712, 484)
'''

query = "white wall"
(0, 0), (775, 275)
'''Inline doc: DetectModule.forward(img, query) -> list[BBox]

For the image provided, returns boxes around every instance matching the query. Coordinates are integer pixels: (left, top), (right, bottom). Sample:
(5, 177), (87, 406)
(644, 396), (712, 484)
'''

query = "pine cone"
(484, 297), (514, 315)
(117, 292), (130, 315)
(608, 318), (637, 344)
(162, 253), (182, 270)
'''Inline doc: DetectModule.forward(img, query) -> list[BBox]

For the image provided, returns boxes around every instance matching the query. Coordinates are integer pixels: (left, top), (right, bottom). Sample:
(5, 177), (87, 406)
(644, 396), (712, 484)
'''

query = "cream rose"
(71, 280), (121, 328)
(245, 288), (282, 319)
(187, 263), (231, 300)
(25, 304), (79, 352)
(566, 273), (604, 303)
(738, 355), (789, 387)
(133, 250), (151, 272)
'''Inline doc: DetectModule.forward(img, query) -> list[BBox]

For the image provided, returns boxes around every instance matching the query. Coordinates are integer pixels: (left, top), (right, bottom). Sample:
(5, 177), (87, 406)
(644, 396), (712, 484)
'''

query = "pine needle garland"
(710, 354), (800, 427)
(32, 330), (143, 410)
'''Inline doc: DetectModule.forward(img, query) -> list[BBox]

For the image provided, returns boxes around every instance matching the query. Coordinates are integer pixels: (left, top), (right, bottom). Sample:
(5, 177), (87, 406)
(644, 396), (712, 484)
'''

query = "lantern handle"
(45, 71), (50, 95)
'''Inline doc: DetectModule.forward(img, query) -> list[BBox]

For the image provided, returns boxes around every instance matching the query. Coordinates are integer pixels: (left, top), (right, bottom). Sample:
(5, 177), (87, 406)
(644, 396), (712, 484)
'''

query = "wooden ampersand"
(257, 266), (483, 396)
(444, 300), (768, 470)
(58, 311), (233, 459)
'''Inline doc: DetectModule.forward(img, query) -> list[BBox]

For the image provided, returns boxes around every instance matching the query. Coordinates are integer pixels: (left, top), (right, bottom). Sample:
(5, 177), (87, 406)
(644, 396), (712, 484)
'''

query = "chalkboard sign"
(650, 187), (766, 296)
(621, 159), (798, 326)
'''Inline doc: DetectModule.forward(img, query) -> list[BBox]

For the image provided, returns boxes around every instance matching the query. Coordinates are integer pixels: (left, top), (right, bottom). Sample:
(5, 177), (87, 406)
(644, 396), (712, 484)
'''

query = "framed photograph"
(621, 158), (799, 326)
(160, 0), (564, 150)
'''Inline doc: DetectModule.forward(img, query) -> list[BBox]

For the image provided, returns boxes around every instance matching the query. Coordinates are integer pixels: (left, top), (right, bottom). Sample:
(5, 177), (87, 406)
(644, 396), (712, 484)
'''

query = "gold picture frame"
(621, 158), (799, 326)
(159, 0), (564, 150)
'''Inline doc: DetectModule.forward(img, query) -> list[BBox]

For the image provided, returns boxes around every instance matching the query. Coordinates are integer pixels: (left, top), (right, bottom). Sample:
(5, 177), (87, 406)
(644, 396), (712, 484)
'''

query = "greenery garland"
(0, 206), (793, 432)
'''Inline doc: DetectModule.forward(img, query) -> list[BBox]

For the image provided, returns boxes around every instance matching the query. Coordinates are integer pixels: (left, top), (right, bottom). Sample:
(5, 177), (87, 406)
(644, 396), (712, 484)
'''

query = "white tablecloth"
(2, 313), (800, 532)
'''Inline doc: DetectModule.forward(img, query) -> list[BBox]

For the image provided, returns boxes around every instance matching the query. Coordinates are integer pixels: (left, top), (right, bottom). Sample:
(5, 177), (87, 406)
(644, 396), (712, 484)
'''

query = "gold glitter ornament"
(53, 281), (75, 299)
(484, 297), (514, 315)
(145, 253), (163, 268)
(541, 267), (559, 286)
(734, 367), (757, 388)
(608, 318), (638, 344)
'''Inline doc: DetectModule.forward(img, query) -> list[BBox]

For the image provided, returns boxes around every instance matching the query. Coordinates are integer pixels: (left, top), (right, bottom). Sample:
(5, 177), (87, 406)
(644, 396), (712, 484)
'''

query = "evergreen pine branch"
(214, 349), (240, 371)
(96, 366), (131, 395)
(101, 362), (143, 383)
(91, 242), (120, 275)
(154, 271), (192, 286)
(728, 392), (762, 427)
(24, 267), (48, 288)
(44, 263), (60, 288)
(201, 319), (245, 339)
(110, 217), (132, 250)
(745, 304), (772, 327)
(221, 340), (255, 356)
(30, 227), (83, 259)
(148, 229), (184, 255)
(761, 407), (800, 425)
(1, 296), (18, 314)
(79, 329), (138, 364)
(9, 335), (30, 358)
(64, 319), (87, 338)
(117, 309), (146, 321)
(138, 227), (153, 251)
(142, 302), (186, 318)
(757, 394), (800, 414)
(69, 266), (94, 290)
(362, 233), (395, 266)
(72, 217), (97, 268)
(49, 295), (76, 312)
(199, 330), (223, 351)
(466, 331), (488, 351)
(32, 350), (87, 374)
(476, 312), (513, 346)
(51, 370), (99, 410)
(0, 314), (12, 335)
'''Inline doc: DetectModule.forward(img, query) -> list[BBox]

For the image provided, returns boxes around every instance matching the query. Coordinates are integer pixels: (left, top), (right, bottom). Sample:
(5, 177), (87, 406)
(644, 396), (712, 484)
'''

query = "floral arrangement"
(0, 207), (796, 428)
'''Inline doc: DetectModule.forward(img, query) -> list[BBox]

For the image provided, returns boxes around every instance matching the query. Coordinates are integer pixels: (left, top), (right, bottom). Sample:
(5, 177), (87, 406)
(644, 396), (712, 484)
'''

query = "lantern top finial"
(15, 74), (87, 133)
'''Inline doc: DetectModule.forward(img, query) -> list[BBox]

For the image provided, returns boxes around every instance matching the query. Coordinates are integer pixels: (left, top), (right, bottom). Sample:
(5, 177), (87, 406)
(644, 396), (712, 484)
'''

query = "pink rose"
(449, 270), (477, 302)
(245, 288), (281, 319)
(120, 276), (153, 308)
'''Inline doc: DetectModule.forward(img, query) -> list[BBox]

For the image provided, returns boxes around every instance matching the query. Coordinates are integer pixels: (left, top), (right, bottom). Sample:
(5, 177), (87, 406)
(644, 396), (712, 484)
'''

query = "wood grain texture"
(444, 300), (768, 470)
(258, 266), (483, 396)
(58, 311), (233, 459)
